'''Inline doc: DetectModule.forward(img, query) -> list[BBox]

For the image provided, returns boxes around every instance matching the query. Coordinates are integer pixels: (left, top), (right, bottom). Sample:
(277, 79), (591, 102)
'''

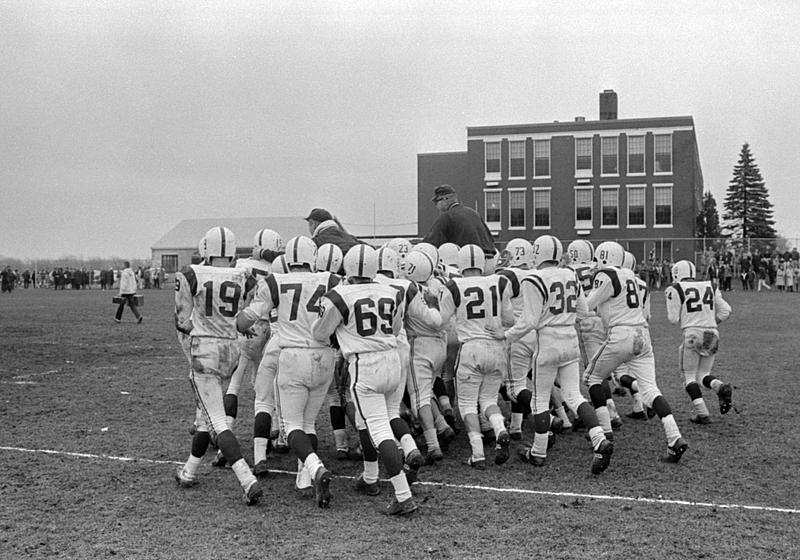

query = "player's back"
(590, 266), (647, 328)
(268, 271), (339, 348)
(235, 257), (272, 286)
(527, 266), (582, 329)
(186, 264), (251, 339)
(567, 263), (595, 295)
(444, 274), (509, 342)
(666, 279), (720, 329)
(496, 267), (533, 319)
(323, 281), (404, 358)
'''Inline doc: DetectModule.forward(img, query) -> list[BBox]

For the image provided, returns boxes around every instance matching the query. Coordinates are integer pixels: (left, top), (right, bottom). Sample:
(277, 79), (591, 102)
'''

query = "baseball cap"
(431, 184), (456, 202)
(305, 208), (334, 222)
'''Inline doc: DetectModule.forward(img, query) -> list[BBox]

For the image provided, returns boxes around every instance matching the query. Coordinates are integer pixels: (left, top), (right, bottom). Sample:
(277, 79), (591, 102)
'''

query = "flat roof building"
(418, 90), (704, 263)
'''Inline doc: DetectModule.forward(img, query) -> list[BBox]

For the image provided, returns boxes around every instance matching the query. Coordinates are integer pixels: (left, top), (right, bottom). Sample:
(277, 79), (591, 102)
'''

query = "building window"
(601, 187), (619, 228)
(509, 141), (525, 178)
(534, 139), (550, 177)
(574, 187), (593, 228)
(601, 136), (618, 175)
(508, 189), (526, 229)
(654, 134), (672, 174)
(627, 185), (646, 227)
(575, 137), (592, 176)
(654, 184), (673, 226)
(533, 188), (550, 228)
(627, 135), (645, 175)
(484, 189), (501, 230)
(485, 142), (501, 176)
(161, 254), (179, 273)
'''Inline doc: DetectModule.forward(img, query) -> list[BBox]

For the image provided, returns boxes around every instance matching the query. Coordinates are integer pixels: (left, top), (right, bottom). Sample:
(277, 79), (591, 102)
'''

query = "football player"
(174, 226), (263, 505)
(665, 260), (733, 423)
(237, 236), (340, 507)
(490, 236), (613, 473)
(375, 247), (442, 477)
(584, 241), (688, 463)
(312, 244), (418, 516)
(439, 245), (515, 469)
(495, 238), (536, 439)
(211, 228), (283, 471)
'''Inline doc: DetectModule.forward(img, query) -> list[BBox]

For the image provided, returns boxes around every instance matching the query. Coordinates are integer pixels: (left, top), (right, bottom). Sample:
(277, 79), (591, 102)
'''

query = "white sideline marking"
(1, 445), (797, 515)
(12, 369), (60, 379)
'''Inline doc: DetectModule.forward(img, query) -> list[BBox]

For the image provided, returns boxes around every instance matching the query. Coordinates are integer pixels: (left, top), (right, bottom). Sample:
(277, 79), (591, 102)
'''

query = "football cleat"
(481, 429), (496, 445)
(613, 386), (628, 397)
(354, 473), (381, 496)
(242, 479), (263, 506)
(174, 466), (198, 488)
(610, 416), (623, 430)
(661, 437), (689, 464)
(690, 415), (711, 425)
(425, 448), (444, 465)
(385, 496), (418, 516)
(591, 439), (614, 475)
(509, 429), (522, 441)
(404, 449), (424, 483)
(313, 467), (333, 508)
(253, 460), (270, 479)
(442, 409), (457, 430)
(550, 416), (565, 434)
(466, 456), (487, 470)
(274, 437), (290, 455)
(626, 411), (647, 420)
(518, 446), (546, 467)
(718, 384), (733, 415)
(211, 449), (227, 468)
(494, 431), (511, 465)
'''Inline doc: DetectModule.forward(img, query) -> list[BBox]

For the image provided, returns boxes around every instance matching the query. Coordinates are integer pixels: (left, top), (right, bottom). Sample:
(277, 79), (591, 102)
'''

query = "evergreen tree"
(722, 143), (776, 241)
(696, 191), (721, 239)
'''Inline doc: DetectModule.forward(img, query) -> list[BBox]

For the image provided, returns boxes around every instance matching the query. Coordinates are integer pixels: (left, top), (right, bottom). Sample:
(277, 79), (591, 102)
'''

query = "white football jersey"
(497, 267), (534, 319)
(313, 281), (405, 358)
(241, 271), (340, 348)
(376, 275), (442, 339)
(665, 279), (731, 329)
(439, 274), (514, 343)
(585, 267), (647, 328)
(235, 257), (272, 286)
(505, 266), (587, 341)
(567, 263), (595, 295)
(175, 264), (254, 339)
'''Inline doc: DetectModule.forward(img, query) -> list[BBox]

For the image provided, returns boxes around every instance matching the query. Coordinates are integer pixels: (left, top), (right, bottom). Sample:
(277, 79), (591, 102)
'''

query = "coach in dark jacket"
(423, 184), (497, 267)
(305, 208), (362, 254)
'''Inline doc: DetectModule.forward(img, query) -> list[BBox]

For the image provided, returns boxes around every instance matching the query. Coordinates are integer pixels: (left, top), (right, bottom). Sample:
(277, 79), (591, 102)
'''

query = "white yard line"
(1, 445), (797, 515)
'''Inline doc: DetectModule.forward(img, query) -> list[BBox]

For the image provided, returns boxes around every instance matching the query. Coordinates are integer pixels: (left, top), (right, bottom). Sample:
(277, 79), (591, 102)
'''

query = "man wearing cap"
(423, 185), (497, 272)
(306, 208), (362, 255)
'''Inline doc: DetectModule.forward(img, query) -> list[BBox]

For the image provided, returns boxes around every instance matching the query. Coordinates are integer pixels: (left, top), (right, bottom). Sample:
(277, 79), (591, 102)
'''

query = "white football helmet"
(253, 229), (283, 253)
(272, 254), (289, 274)
(202, 226), (236, 259)
(531, 235), (563, 268)
(386, 238), (412, 259)
(284, 236), (317, 269)
(413, 243), (439, 270)
(594, 241), (625, 268)
(672, 260), (696, 281)
(503, 238), (533, 269)
(457, 244), (485, 273)
(376, 247), (400, 277)
(405, 251), (434, 283)
(567, 239), (594, 265)
(622, 251), (637, 271)
(344, 244), (378, 279)
(315, 243), (343, 273)
(438, 242), (460, 268)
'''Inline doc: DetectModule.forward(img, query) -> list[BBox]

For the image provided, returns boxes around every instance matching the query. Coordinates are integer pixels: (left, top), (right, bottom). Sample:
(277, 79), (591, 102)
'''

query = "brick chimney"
(599, 89), (618, 120)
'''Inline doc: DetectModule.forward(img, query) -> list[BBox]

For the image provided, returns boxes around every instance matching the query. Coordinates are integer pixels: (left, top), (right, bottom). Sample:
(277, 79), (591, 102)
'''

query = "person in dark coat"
(305, 208), (362, 254)
(422, 184), (497, 271)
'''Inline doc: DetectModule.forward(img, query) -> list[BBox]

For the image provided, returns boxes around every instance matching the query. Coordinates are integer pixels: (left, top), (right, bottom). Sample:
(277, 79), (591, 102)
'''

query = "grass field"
(1, 286), (799, 559)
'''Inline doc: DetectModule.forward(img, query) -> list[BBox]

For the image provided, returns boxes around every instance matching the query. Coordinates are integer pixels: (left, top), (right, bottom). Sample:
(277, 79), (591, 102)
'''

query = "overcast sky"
(2, 1), (798, 260)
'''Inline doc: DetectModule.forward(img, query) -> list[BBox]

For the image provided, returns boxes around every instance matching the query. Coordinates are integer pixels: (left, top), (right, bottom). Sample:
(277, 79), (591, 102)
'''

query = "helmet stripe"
(292, 238), (299, 264)
(550, 236), (557, 261)
(258, 230), (263, 248)
(219, 227), (226, 257)
(358, 245), (365, 276)
(325, 247), (334, 271)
